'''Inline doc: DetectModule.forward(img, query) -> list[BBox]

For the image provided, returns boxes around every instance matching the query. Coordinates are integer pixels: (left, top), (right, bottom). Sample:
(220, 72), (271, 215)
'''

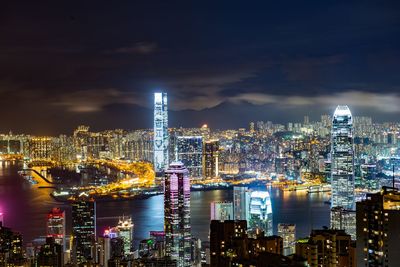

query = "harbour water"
(0, 161), (330, 246)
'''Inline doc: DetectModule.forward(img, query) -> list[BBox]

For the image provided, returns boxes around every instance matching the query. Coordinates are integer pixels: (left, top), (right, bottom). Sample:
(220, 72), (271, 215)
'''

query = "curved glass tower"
(331, 105), (355, 210)
(249, 191), (273, 236)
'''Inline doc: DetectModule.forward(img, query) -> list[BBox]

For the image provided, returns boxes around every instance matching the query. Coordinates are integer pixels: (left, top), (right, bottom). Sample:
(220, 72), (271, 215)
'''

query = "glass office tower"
(249, 191), (273, 236)
(331, 105), (355, 210)
(71, 199), (96, 264)
(164, 162), (191, 267)
(330, 105), (356, 239)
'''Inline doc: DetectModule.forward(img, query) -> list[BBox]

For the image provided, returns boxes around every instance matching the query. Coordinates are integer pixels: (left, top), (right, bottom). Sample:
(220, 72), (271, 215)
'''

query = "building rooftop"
(333, 105), (352, 117)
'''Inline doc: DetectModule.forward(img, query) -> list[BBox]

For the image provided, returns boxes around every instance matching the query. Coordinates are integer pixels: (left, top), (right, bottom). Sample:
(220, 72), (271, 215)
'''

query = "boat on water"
(18, 169), (38, 185)
(307, 184), (331, 194)
(282, 184), (309, 192)
(23, 175), (38, 185)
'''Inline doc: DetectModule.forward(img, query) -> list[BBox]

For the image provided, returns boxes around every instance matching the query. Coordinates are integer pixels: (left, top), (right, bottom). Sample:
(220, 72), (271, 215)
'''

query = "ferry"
(283, 184), (309, 192)
(307, 184), (331, 194)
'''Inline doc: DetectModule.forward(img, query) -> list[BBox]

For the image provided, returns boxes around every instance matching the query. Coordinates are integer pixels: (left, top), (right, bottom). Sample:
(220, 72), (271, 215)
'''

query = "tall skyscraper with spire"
(330, 105), (355, 210)
(330, 105), (356, 239)
(164, 162), (191, 267)
(154, 92), (169, 173)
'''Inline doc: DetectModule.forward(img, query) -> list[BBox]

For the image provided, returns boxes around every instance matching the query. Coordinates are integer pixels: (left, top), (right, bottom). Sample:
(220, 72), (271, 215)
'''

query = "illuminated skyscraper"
(176, 136), (203, 179)
(164, 162), (191, 267)
(210, 201), (233, 221)
(330, 105), (355, 239)
(233, 186), (250, 221)
(116, 216), (133, 256)
(356, 187), (400, 266)
(154, 92), (169, 173)
(46, 208), (66, 250)
(331, 105), (355, 210)
(71, 199), (96, 264)
(203, 140), (219, 178)
(249, 191), (273, 236)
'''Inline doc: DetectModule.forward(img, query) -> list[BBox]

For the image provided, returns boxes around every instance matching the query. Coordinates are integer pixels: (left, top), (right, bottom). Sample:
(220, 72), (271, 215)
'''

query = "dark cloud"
(51, 88), (140, 112)
(281, 55), (345, 82)
(0, 1), (400, 134)
(111, 42), (158, 55)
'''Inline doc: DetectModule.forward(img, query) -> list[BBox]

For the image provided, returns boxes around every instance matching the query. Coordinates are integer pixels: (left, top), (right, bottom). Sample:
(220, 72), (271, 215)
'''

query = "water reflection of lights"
(282, 189), (308, 200)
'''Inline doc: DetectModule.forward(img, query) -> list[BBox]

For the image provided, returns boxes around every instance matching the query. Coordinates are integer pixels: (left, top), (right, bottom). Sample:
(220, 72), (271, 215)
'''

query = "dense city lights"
(1, 2), (400, 267)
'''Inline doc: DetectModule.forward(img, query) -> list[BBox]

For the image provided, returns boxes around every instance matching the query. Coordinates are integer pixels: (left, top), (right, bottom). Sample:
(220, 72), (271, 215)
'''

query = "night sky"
(1, 1), (400, 135)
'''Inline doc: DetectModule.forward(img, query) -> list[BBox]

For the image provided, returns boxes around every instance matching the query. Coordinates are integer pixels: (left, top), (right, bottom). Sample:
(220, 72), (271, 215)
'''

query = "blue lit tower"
(154, 92), (169, 173)
(164, 162), (191, 267)
(330, 105), (355, 210)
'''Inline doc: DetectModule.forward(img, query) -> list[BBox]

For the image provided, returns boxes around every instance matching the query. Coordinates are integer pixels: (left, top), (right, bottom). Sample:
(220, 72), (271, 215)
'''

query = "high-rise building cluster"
(295, 228), (356, 267)
(0, 94), (397, 190)
(208, 186), (279, 265)
(1, 93), (400, 266)
(210, 220), (285, 266)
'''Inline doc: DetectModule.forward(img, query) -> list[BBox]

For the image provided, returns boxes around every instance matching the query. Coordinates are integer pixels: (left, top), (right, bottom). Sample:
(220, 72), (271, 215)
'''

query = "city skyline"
(1, 2), (400, 266)
(0, 91), (399, 265)
(0, 106), (397, 136)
